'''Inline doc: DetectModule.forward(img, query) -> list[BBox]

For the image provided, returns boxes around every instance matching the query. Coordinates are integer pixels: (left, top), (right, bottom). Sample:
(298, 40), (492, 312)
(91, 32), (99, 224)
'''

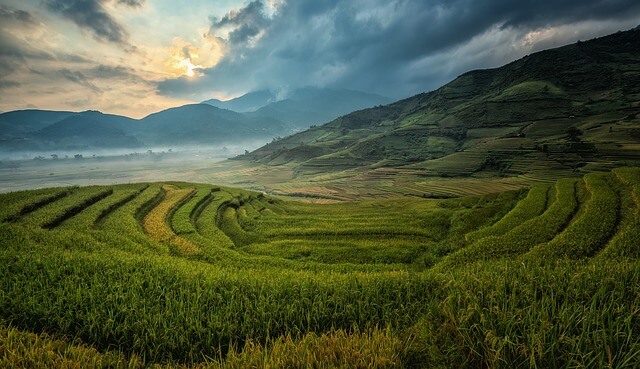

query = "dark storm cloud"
(44, 0), (145, 45)
(59, 68), (102, 93)
(158, 0), (640, 100)
(210, 0), (269, 44)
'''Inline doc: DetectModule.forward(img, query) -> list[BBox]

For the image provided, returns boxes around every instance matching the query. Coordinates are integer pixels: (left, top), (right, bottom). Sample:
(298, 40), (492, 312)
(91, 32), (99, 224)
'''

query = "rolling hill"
(241, 27), (640, 188)
(132, 104), (289, 146)
(0, 110), (75, 139)
(33, 111), (141, 150)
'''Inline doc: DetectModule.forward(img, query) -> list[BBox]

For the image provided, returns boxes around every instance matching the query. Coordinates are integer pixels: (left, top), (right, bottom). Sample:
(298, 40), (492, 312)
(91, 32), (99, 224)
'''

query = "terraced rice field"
(1, 168), (640, 368)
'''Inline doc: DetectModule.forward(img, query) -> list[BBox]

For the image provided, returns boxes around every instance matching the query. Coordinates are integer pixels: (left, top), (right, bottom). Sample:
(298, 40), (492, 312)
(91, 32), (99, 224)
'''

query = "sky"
(0, 0), (639, 118)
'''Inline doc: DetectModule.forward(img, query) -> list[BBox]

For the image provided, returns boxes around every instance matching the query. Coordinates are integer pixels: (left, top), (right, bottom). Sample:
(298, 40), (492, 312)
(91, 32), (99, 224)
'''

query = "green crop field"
(1, 168), (640, 368)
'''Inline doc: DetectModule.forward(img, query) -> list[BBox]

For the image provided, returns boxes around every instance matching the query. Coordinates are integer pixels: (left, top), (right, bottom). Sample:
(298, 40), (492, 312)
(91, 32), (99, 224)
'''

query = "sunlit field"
(1, 167), (639, 367)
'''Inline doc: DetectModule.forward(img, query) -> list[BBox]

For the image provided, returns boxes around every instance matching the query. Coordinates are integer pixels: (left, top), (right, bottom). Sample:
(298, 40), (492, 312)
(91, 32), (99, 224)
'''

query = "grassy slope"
(1, 168), (640, 367)
(220, 28), (640, 200)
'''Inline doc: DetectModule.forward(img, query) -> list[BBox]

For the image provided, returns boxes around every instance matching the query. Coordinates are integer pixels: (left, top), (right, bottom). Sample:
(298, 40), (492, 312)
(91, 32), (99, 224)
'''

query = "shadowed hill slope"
(243, 28), (640, 182)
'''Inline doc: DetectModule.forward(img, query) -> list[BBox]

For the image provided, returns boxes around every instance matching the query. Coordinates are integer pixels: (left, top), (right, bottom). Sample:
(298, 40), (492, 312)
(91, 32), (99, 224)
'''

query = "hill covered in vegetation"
(1, 167), (639, 367)
(238, 28), (640, 196)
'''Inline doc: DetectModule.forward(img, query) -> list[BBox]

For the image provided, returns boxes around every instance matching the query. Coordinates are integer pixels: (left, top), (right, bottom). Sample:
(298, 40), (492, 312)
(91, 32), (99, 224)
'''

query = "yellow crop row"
(143, 185), (199, 256)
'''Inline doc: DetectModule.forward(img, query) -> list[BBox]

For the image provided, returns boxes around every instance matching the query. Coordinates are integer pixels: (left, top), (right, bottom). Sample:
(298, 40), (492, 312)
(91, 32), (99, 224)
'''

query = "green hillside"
(1, 167), (640, 367)
(230, 28), (640, 199)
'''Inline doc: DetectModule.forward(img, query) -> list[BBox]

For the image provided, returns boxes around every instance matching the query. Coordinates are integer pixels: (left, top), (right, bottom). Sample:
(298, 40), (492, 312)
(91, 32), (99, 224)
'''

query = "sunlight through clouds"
(163, 35), (223, 78)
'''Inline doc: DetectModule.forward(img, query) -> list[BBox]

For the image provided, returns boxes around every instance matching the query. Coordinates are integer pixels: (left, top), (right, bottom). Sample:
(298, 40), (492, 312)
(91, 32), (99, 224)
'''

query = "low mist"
(0, 140), (269, 193)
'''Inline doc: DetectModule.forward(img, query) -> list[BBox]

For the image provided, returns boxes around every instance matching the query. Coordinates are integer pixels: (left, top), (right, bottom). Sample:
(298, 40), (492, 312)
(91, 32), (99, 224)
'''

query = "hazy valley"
(0, 87), (389, 160)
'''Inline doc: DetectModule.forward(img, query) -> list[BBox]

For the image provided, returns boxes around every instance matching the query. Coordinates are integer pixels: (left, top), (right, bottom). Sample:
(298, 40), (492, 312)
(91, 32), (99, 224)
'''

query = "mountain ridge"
(245, 87), (392, 129)
(240, 27), (640, 183)
(201, 89), (276, 113)
(134, 103), (289, 145)
(0, 104), (292, 154)
(0, 87), (390, 155)
(202, 87), (392, 129)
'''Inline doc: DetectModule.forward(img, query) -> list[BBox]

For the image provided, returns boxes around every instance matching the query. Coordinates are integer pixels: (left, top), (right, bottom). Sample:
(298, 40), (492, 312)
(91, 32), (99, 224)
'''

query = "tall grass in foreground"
(0, 323), (143, 369)
(0, 222), (436, 363)
(221, 327), (402, 369)
(0, 323), (401, 369)
(429, 259), (640, 368)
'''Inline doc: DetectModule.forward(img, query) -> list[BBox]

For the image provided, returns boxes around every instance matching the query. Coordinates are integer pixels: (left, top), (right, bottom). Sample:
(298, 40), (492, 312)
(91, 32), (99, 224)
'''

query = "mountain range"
(202, 87), (391, 129)
(241, 27), (640, 183)
(0, 88), (390, 155)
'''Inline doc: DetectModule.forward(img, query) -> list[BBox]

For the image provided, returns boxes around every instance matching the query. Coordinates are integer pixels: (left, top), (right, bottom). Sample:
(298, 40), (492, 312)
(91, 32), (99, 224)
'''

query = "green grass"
(1, 168), (639, 367)
(59, 183), (148, 230)
(221, 327), (403, 368)
(195, 189), (236, 248)
(0, 322), (144, 369)
(0, 227), (434, 363)
(430, 258), (640, 368)
(16, 186), (113, 229)
(434, 178), (580, 270)
(527, 172), (620, 260)
(596, 167), (640, 259)
(465, 184), (550, 243)
(92, 183), (168, 254)
(490, 80), (565, 100)
(0, 187), (75, 222)
(170, 186), (212, 236)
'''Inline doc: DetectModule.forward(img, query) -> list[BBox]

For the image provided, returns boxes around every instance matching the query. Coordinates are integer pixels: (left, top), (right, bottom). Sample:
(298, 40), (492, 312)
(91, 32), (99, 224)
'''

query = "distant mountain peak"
(201, 90), (276, 113)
